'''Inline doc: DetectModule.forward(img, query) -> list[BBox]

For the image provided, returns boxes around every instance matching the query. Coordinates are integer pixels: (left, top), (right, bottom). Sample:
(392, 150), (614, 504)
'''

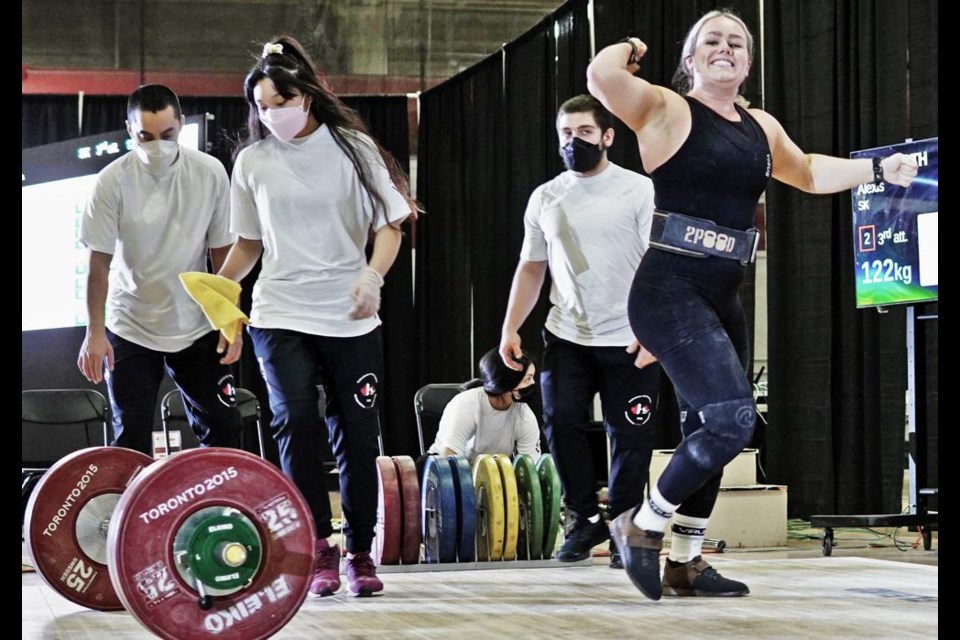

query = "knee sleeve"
(680, 407), (702, 439)
(684, 397), (755, 472)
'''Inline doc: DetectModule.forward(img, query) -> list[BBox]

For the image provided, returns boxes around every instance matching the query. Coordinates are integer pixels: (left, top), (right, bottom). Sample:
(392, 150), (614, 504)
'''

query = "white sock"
(632, 485), (677, 532)
(587, 514), (601, 524)
(669, 514), (709, 563)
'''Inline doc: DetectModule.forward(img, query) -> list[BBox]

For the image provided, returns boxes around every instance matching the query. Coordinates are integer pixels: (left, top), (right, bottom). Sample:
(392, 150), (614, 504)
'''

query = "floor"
(23, 525), (937, 639)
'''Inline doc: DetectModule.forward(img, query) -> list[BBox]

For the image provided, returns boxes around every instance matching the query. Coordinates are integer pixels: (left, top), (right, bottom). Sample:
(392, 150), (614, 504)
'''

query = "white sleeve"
(229, 150), (262, 240)
(431, 393), (475, 455)
(79, 167), (120, 255)
(635, 176), (656, 253)
(206, 160), (234, 249)
(514, 406), (542, 463)
(354, 133), (411, 230)
(519, 185), (548, 262)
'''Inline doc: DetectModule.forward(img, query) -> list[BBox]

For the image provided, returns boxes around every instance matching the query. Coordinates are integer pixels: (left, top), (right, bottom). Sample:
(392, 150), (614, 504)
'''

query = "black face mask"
(512, 385), (537, 403)
(561, 137), (604, 172)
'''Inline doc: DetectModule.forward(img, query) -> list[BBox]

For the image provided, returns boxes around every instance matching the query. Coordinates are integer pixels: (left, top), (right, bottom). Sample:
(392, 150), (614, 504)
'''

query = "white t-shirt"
(520, 162), (655, 346)
(427, 386), (541, 464)
(231, 125), (411, 337)
(80, 146), (233, 352)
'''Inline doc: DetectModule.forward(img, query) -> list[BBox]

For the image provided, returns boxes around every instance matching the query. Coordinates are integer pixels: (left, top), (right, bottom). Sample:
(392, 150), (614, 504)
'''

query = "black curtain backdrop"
(463, 55), (511, 358)
(415, 79), (473, 386)
(503, 19), (557, 361)
(908, 2), (939, 517)
(22, 95), (80, 149)
(764, 0), (938, 517)
(553, 0), (591, 113)
(22, 93), (417, 459)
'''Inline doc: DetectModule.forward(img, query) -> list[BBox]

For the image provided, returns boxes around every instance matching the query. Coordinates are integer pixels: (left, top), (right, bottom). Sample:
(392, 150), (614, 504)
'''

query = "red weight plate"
(391, 456), (421, 565)
(25, 446), (152, 611)
(107, 448), (314, 640)
(373, 456), (402, 565)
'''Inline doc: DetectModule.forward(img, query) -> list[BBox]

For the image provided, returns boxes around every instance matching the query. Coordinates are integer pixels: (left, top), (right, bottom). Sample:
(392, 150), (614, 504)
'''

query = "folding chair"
(22, 389), (110, 520)
(160, 387), (266, 458)
(413, 378), (482, 455)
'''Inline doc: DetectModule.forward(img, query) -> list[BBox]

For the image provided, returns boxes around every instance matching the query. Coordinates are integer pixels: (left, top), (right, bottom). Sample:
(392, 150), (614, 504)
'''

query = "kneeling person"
(427, 347), (540, 463)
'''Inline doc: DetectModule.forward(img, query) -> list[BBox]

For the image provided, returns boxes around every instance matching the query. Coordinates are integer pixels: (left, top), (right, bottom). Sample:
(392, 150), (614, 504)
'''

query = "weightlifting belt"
(649, 210), (760, 266)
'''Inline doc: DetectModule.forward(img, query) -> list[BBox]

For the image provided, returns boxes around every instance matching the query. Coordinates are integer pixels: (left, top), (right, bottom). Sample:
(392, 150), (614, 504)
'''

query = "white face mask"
(260, 103), (309, 142)
(133, 139), (179, 173)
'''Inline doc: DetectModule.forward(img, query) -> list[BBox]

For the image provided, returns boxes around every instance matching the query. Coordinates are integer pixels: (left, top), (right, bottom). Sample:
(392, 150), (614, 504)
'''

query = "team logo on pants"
(624, 395), (653, 426)
(217, 375), (237, 407)
(353, 373), (379, 409)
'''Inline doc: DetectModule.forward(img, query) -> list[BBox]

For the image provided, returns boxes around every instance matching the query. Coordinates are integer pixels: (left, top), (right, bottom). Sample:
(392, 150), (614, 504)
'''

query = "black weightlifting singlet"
(650, 96), (771, 231)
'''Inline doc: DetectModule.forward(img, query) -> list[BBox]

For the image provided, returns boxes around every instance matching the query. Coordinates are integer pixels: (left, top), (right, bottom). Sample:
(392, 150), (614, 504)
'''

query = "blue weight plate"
(446, 455), (476, 563)
(420, 455), (457, 563)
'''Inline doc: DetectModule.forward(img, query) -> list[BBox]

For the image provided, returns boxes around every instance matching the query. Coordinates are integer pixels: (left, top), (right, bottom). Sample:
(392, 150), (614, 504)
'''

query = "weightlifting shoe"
(345, 551), (384, 597)
(310, 539), (342, 597)
(662, 556), (750, 597)
(608, 511), (664, 600)
(609, 538), (623, 569)
(556, 516), (609, 562)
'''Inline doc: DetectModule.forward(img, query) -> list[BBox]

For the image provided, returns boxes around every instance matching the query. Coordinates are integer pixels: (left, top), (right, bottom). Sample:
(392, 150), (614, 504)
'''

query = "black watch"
(872, 156), (884, 185)
(619, 37), (640, 66)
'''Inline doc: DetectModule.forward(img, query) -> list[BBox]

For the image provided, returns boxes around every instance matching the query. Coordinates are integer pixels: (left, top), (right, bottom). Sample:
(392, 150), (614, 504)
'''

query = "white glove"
(349, 266), (384, 319)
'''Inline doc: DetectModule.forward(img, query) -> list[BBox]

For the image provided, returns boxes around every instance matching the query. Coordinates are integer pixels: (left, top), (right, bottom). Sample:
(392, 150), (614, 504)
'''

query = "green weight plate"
(536, 454), (562, 559)
(512, 454), (544, 560)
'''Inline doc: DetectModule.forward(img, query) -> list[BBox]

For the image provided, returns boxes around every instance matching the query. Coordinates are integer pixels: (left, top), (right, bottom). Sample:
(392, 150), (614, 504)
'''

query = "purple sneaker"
(344, 551), (384, 597)
(310, 540), (342, 597)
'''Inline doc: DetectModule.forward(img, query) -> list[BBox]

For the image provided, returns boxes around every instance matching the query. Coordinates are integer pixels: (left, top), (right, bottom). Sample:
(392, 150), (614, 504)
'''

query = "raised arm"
(587, 38), (668, 132)
(750, 109), (918, 193)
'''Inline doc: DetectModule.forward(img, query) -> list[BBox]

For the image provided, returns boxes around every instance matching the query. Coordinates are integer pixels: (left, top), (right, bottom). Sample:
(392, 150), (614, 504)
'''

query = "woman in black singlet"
(586, 10), (917, 601)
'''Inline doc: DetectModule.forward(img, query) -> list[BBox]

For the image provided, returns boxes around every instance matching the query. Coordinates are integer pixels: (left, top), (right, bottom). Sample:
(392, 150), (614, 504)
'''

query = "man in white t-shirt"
(77, 84), (241, 456)
(500, 95), (659, 568)
(427, 347), (540, 463)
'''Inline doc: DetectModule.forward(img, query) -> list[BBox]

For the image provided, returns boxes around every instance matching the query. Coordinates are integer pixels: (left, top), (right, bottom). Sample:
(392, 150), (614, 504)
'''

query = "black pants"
(628, 249), (756, 519)
(541, 329), (659, 521)
(249, 326), (383, 553)
(106, 330), (241, 455)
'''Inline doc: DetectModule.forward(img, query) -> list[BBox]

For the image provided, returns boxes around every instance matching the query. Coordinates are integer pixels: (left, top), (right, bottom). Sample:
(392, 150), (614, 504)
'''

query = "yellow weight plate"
(492, 454), (519, 561)
(472, 454), (504, 561)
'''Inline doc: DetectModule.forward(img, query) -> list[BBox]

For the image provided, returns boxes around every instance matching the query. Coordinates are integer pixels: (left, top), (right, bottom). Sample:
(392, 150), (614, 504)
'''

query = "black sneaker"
(555, 516), (609, 562)
(662, 556), (749, 597)
(609, 538), (623, 569)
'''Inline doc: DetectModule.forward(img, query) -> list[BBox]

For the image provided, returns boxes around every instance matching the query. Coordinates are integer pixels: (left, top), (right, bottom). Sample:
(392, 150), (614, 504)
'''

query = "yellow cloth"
(178, 272), (248, 344)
